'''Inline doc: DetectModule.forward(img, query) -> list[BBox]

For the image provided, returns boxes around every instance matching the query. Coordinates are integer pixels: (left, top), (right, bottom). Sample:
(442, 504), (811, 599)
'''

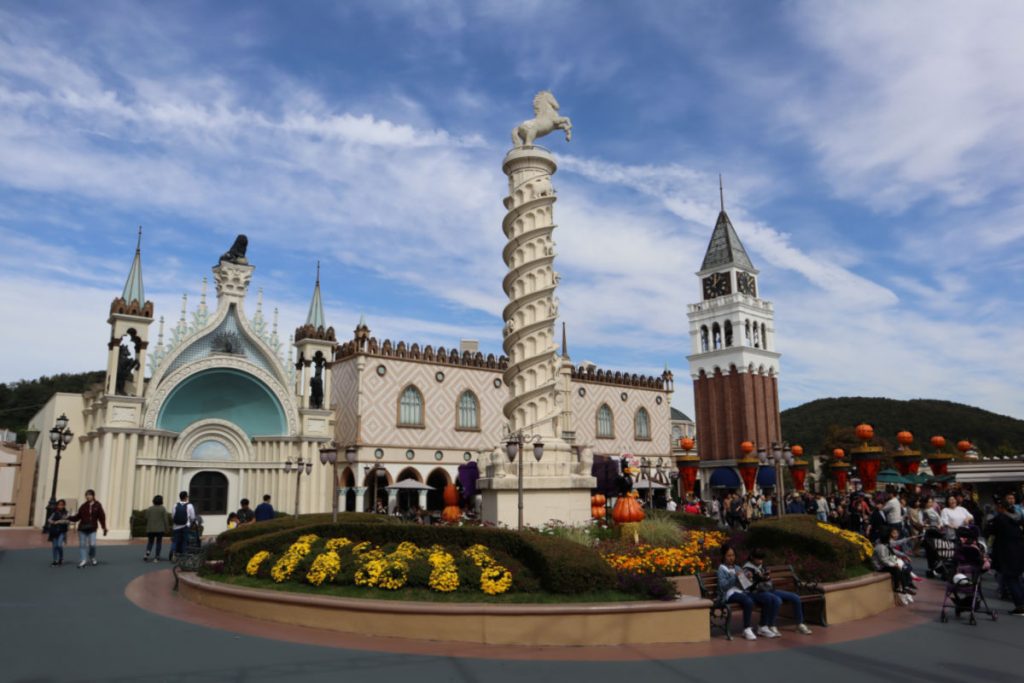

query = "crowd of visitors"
(710, 482), (1024, 633)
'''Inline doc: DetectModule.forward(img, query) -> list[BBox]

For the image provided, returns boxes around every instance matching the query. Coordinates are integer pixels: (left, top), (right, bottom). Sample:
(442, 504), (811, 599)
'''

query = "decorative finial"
(561, 321), (568, 356)
(157, 315), (165, 344)
(179, 293), (187, 320)
(316, 260), (320, 286)
(272, 307), (279, 334)
(719, 174), (724, 213)
(136, 225), (143, 252)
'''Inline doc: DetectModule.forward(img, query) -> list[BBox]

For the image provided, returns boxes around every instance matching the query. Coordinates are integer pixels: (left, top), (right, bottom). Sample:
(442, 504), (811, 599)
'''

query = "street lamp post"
(43, 414), (74, 533)
(318, 444), (354, 523)
(284, 456), (312, 518)
(505, 429), (544, 531)
(760, 442), (793, 516)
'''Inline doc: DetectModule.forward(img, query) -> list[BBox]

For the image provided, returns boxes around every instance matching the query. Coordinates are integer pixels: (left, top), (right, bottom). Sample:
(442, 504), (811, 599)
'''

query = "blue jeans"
(78, 530), (97, 564)
(145, 532), (163, 559)
(772, 589), (805, 624)
(752, 591), (782, 626)
(51, 533), (66, 563)
(171, 527), (190, 557)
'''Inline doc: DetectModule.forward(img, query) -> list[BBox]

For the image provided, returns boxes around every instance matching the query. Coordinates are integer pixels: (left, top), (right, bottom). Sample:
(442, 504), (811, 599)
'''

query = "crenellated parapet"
(335, 336), (508, 370)
(570, 365), (670, 390)
(294, 323), (336, 343)
(109, 296), (153, 319)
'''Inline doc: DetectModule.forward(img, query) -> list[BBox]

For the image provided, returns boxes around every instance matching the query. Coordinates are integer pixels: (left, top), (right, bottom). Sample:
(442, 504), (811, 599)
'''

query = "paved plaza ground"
(1, 531), (1020, 683)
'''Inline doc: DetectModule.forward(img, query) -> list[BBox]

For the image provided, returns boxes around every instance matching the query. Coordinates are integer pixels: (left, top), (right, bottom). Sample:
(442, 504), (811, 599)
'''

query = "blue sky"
(1, 1), (1022, 423)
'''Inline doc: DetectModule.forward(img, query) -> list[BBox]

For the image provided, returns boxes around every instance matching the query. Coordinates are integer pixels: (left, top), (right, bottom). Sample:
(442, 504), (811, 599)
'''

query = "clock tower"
(687, 186), (781, 462)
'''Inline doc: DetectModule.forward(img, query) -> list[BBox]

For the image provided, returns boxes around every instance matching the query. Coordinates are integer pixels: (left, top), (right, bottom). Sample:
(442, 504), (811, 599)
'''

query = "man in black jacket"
(985, 498), (1024, 615)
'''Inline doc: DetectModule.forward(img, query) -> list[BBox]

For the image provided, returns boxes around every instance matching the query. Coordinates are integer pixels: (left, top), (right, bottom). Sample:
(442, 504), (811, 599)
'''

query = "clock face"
(702, 272), (732, 299)
(737, 272), (757, 297)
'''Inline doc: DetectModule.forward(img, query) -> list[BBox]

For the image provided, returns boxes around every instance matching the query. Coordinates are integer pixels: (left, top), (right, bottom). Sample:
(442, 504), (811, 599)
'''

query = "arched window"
(457, 390), (479, 430)
(752, 323), (760, 348)
(398, 385), (424, 426)
(597, 404), (614, 438)
(635, 407), (651, 440)
(712, 322), (722, 350)
(724, 320), (733, 347)
(700, 326), (709, 352)
(745, 319), (752, 345)
(761, 323), (768, 350)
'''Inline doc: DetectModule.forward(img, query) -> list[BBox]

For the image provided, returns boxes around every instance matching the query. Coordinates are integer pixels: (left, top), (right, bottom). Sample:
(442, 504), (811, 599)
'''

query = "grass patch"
(207, 572), (643, 604)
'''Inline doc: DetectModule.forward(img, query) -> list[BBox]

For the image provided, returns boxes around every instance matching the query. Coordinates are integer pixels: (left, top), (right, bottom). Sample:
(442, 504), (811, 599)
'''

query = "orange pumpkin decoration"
(791, 444), (804, 458)
(930, 435), (946, 450)
(896, 430), (914, 446)
(443, 484), (460, 507)
(680, 437), (695, 451)
(855, 423), (874, 441)
(441, 484), (461, 523)
(591, 493), (606, 506)
(832, 448), (845, 459)
(592, 505), (606, 519)
(956, 440), (972, 453)
(612, 495), (645, 524)
(740, 441), (755, 455)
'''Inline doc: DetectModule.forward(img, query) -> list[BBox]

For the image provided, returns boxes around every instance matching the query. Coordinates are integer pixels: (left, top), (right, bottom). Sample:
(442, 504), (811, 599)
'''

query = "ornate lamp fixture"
(892, 430), (922, 476)
(927, 435), (953, 476)
(677, 437), (700, 496)
(850, 423), (883, 492)
(830, 448), (850, 492)
(737, 440), (759, 493)
(788, 444), (808, 492)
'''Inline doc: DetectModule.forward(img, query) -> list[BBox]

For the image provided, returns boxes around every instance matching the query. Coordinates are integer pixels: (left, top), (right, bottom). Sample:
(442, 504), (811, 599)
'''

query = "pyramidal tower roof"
(700, 177), (755, 272)
(122, 226), (146, 305)
(305, 261), (325, 328)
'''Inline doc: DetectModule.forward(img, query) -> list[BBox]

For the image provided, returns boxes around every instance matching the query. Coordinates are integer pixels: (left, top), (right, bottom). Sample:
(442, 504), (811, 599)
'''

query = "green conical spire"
(121, 226), (145, 304)
(305, 261), (325, 328)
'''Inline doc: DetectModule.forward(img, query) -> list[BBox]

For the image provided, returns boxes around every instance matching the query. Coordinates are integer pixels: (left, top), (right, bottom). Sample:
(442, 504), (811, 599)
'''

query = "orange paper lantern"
(740, 441), (755, 455)
(896, 430), (914, 446)
(930, 435), (946, 450)
(680, 437), (695, 451)
(832, 448), (845, 459)
(957, 440), (972, 453)
(791, 444), (804, 457)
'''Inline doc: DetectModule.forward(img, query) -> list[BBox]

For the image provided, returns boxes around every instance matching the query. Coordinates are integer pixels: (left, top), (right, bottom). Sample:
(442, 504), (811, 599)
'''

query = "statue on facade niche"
(219, 234), (249, 264)
(310, 359), (325, 410)
(115, 343), (139, 395)
(511, 91), (572, 147)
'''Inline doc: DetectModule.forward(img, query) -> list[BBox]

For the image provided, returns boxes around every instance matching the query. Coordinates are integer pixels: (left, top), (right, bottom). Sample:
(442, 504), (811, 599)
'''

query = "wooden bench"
(696, 565), (826, 639)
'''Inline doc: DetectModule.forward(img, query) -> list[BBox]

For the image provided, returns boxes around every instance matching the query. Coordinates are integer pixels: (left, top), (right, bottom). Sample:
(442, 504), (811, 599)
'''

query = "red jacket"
(71, 500), (107, 533)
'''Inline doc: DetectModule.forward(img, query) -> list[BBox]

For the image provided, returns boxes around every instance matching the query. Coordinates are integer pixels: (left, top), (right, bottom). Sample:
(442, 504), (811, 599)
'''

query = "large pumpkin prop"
(441, 484), (462, 522)
(591, 494), (607, 520)
(612, 493), (645, 524)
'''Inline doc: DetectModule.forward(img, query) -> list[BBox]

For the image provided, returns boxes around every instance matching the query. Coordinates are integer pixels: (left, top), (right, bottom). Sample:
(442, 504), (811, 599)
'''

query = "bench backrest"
(699, 565), (799, 599)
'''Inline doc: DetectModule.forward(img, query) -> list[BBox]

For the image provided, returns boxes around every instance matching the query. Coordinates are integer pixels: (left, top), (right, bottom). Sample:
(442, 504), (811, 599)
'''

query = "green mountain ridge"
(781, 397), (1024, 457)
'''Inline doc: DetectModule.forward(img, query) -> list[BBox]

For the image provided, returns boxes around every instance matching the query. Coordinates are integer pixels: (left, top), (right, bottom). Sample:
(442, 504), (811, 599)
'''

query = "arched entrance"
(426, 468), (450, 512)
(341, 467), (356, 512)
(363, 467), (391, 513)
(396, 467), (422, 513)
(189, 471), (228, 517)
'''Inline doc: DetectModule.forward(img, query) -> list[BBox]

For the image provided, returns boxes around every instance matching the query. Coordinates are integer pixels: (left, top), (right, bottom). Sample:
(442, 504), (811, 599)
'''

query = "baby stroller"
(924, 528), (957, 581)
(939, 528), (997, 625)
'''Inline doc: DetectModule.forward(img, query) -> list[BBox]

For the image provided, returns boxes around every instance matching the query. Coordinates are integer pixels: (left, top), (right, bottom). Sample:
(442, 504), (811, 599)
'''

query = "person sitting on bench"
(743, 549), (813, 636)
(717, 543), (779, 640)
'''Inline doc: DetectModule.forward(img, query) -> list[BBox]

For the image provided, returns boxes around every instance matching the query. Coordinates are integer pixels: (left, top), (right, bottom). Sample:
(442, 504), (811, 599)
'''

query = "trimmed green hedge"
(206, 513), (388, 560)
(665, 512), (723, 532)
(745, 516), (866, 571)
(222, 521), (617, 595)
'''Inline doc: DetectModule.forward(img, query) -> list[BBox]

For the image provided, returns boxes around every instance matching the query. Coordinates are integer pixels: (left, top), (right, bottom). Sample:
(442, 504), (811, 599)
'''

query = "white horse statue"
(512, 90), (572, 147)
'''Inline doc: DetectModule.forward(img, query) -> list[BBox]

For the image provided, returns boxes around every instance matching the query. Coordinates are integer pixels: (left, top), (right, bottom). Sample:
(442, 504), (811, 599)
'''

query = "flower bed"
(601, 531), (726, 575)
(221, 521), (619, 597)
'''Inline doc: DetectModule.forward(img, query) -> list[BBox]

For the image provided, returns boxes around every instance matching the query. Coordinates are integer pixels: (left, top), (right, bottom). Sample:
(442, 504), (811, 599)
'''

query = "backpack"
(173, 502), (188, 525)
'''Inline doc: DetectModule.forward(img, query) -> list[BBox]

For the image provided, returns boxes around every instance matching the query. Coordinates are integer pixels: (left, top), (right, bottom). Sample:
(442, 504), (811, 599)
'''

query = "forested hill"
(781, 397), (1024, 457)
(0, 371), (104, 441)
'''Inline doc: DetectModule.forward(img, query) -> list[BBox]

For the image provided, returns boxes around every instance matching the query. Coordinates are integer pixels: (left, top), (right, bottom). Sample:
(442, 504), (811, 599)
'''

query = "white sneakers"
(797, 623), (813, 635)
(757, 626), (780, 638)
(90, 558), (97, 566)
(77, 561), (86, 568)
(743, 624), (810, 639)
(743, 627), (757, 640)
(897, 592), (914, 606)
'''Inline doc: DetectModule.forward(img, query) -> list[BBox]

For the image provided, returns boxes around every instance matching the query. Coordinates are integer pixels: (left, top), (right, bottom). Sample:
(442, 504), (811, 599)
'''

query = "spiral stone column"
(478, 143), (595, 527)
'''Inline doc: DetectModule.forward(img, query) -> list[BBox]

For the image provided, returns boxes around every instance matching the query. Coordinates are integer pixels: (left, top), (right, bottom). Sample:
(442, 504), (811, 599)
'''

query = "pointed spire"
(561, 321), (568, 356)
(305, 261), (326, 329)
(700, 181), (755, 272)
(121, 226), (146, 305)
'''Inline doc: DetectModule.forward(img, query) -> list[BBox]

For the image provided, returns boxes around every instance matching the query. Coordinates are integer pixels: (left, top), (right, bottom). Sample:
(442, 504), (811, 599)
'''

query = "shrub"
(654, 510), (723, 532)
(635, 518), (684, 547)
(539, 521), (595, 547)
(222, 521), (616, 595)
(744, 516), (869, 579)
(206, 512), (387, 560)
(615, 572), (677, 601)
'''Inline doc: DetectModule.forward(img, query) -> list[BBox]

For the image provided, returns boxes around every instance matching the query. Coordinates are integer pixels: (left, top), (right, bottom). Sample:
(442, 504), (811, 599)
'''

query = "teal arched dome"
(157, 369), (287, 436)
